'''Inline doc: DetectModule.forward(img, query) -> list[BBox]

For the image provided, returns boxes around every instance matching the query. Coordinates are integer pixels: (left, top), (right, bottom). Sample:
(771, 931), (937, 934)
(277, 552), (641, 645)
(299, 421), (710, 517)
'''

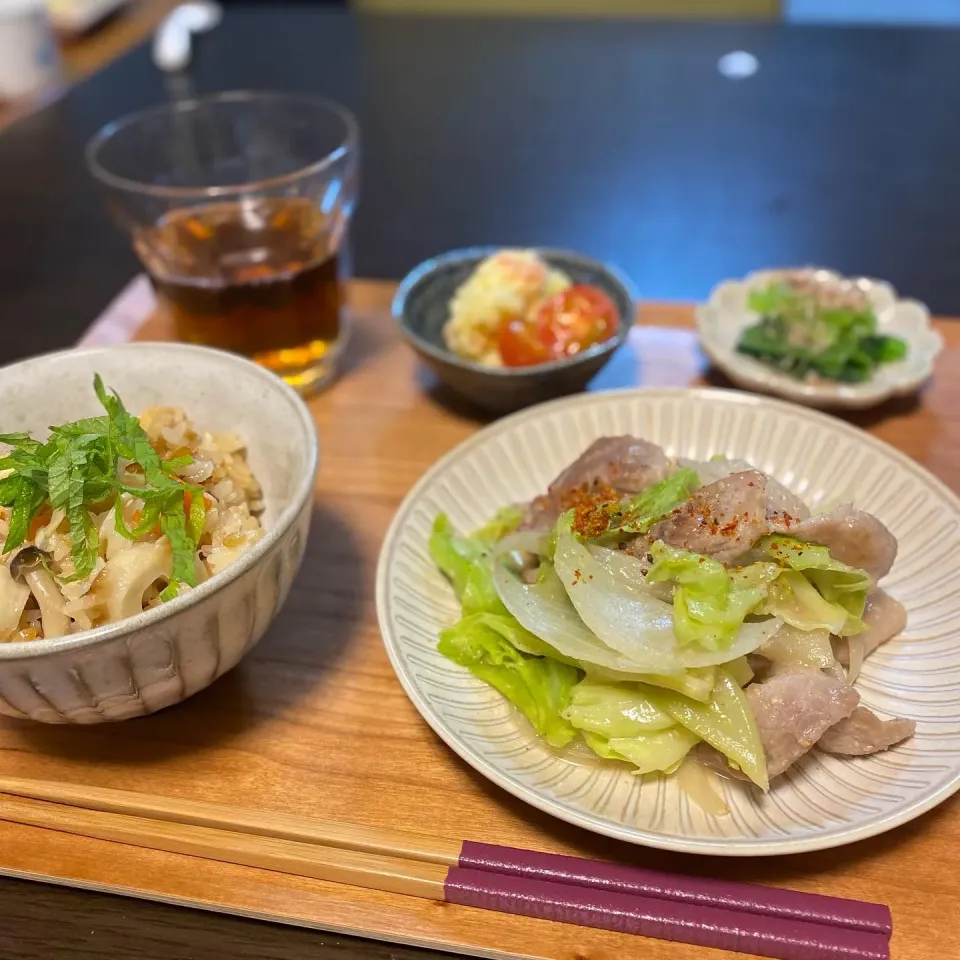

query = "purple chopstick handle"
(460, 841), (891, 936)
(445, 867), (890, 960)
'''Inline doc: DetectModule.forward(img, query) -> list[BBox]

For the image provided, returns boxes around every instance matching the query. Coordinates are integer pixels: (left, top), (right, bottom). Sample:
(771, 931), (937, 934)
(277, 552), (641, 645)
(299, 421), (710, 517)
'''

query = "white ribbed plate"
(376, 388), (960, 855)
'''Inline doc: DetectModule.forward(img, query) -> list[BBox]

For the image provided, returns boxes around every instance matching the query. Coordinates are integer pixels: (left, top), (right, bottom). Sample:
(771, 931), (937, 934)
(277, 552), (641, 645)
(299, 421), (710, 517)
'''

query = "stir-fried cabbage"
(562, 679), (674, 738)
(676, 755), (729, 816)
(429, 514), (507, 617)
(472, 506), (524, 545)
(598, 469), (701, 538)
(756, 571), (851, 636)
(553, 532), (680, 673)
(845, 632), (865, 684)
(586, 665), (718, 702)
(725, 656), (754, 687)
(494, 560), (657, 673)
(647, 543), (778, 651)
(756, 536), (868, 635)
(554, 534), (781, 672)
(646, 670), (769, 790)
(428, 487), (872, 794)
(588, 727), (700, 775)
(760, 622), (835, 668)
(438, 614), (579, 748)
(564, 672), (765, 787)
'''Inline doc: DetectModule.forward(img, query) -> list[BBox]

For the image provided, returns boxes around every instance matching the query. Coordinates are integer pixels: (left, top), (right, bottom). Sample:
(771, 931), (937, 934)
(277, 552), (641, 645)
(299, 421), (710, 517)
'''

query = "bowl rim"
(0, 341), (319, 661)
(391, 246), (636, 377)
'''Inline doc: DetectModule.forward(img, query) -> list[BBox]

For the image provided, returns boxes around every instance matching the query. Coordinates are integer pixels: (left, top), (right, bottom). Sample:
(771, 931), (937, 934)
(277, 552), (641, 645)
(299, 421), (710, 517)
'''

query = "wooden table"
(2, 283), (959, 960)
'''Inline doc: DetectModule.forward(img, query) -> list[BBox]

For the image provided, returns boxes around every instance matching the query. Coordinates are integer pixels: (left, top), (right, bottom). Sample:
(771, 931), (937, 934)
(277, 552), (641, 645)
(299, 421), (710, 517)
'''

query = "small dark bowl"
(392, 247), (636, 415)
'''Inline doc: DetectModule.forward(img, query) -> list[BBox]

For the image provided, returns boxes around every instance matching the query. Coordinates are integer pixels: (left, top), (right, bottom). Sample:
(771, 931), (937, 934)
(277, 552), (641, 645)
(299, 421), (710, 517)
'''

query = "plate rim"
(375, 386), (960, 856)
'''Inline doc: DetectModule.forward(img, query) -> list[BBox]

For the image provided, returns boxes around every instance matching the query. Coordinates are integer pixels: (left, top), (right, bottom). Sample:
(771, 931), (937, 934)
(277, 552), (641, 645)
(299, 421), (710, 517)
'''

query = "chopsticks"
(0, 777), (891, 960)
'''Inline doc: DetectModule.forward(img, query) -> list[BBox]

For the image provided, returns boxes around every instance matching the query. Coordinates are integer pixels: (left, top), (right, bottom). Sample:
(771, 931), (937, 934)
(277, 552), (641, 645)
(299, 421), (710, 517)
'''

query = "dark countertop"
(3, 8), (960, 960)
(4, 8), (960, 364)
(3, 875), (459, 960)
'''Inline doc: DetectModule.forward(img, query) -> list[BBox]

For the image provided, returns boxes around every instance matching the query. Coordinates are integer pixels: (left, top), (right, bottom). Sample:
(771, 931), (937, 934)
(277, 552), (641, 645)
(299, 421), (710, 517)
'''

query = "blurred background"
(4, 0), (958, 129)
(5, 0), (960, 359)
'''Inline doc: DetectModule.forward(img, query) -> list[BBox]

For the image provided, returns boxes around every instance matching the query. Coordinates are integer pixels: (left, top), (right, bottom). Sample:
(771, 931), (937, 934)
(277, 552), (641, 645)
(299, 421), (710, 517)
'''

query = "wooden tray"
(2, 282), (959, 960)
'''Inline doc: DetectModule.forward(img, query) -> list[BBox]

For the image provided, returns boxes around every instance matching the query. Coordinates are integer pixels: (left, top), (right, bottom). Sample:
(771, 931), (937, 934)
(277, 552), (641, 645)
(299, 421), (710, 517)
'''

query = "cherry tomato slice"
(534, 285), (618, 358)
(499, 317), (553, 367)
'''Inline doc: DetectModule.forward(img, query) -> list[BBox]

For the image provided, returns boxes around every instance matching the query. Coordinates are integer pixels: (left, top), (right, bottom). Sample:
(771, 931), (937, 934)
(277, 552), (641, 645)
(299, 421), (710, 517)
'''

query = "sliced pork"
(776, 506), (897, 581)
(685, 457), (810, 524)
(746, 671), (861, 777)
(699, 670), (861, 781)
(653, 468), (893, 578)
(521, 436), (669, 530)
(834, 589), (907, 665)
(764, 481), (811, 525)
(744, 656), (826, 684)
(650, 471), (769, 564)
(817, 707), (915, 756)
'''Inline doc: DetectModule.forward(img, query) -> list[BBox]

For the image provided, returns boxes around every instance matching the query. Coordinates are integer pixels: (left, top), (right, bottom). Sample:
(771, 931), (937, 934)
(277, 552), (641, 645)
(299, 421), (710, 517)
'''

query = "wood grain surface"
(1, 282), (959, 960)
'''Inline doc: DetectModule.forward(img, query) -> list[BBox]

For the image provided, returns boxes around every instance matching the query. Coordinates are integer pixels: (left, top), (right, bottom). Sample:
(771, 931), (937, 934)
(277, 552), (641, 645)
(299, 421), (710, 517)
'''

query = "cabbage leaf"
(760, 622), (835, 668)
(554, 531), (680, 673)
(643, 669), (768, 790)
(472, 506), (524, 545)
(592, 728), (700, 774)
(756, 570), (852, 636)
(562, 679), (675, 738)
(429, 514), (508, 617)
(646, 543), (776, 651)
(601, 469), (701, 537)
(584, 665), (717, 702)
(493, 558), (661, 673)
(757, 535), (868, 632)
(438, 615), (580, 748)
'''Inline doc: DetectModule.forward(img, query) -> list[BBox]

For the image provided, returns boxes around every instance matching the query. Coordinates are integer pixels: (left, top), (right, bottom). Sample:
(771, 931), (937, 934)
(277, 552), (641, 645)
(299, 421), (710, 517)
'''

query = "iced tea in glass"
(87, 92), (359, 393)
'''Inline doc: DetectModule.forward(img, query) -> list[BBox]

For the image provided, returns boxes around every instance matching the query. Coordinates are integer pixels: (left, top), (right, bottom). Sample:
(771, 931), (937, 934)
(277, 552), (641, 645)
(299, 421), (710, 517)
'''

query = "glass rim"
(85, 90), (359, 201)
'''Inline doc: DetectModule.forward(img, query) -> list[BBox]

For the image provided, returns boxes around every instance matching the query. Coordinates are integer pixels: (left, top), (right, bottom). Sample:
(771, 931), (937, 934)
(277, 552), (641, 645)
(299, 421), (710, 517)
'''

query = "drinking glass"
(86, 91), (360, 394)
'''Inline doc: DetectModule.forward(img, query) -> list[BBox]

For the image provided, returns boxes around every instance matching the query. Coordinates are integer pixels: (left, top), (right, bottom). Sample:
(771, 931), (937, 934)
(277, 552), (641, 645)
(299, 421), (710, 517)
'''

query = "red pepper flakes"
(561, 481), (617, 512)
(568, 481), (620, 539)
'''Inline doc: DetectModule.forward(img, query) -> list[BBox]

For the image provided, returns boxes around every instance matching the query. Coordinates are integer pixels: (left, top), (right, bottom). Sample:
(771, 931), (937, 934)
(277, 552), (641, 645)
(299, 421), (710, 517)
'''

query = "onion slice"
(678, 756), (730, 817)
(677, 620), (782, 668)
(559, 533), (781, 670)
(555, 533), (681, 674)
(845, 631), (865, 684)
(495, 531), (548, 556)
(492, 559), (655, 674)
(760, 623), (835, 669)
